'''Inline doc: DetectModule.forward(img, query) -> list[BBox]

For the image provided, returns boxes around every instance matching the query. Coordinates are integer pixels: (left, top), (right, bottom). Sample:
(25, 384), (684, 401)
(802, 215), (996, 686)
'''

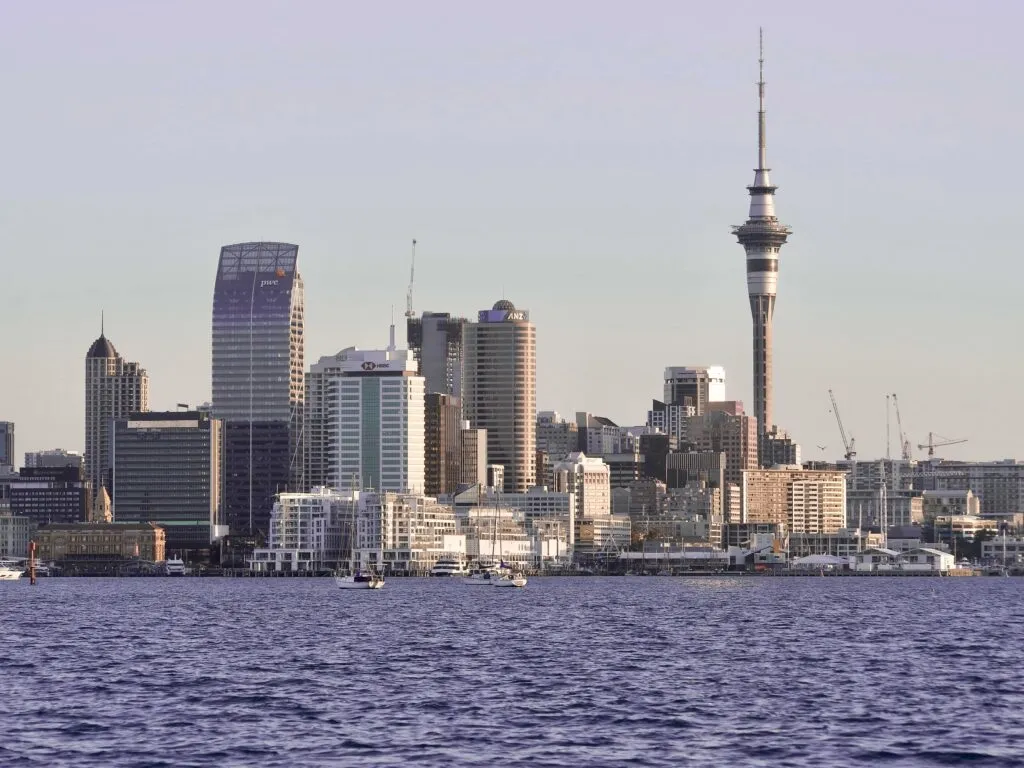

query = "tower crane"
(405, 239), (417, 319)
(827, 389), (856, 461)
(917, 432), (968, 458)
(891, 393), (912, 461)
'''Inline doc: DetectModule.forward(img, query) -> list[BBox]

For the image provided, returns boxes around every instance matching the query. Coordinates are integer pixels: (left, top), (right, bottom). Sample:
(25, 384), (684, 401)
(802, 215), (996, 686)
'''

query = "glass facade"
(112, 412), (221, 554)
(212, 242), (304, 535)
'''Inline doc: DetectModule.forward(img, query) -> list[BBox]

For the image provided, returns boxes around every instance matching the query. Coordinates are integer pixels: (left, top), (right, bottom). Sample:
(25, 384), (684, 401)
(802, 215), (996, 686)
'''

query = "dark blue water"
(2, 577), (1023, 766)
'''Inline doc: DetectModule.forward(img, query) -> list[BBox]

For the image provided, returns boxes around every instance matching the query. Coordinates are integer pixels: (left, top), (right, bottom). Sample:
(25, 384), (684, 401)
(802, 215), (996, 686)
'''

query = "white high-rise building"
(553, 452), (611, 521)
(331, 338), (425, 494)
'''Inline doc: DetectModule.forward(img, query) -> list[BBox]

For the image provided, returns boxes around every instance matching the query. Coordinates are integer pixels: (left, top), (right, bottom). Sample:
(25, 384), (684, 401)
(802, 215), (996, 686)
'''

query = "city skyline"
(2, 1), (1018, 462)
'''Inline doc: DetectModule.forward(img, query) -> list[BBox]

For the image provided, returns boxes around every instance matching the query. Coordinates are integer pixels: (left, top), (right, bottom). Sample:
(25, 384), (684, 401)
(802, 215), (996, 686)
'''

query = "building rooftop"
(86, 334), (118, 359)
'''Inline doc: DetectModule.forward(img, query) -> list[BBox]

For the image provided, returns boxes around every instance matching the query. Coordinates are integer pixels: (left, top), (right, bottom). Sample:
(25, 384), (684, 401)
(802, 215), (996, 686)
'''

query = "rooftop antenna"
(101, 309), (105, 337)
(388, 305), (396, 351)
(405, 239), (417, 319)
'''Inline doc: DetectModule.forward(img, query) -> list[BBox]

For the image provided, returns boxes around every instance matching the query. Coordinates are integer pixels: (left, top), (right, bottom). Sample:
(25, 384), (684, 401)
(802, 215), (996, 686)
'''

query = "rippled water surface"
(2, 577), (1024, 766)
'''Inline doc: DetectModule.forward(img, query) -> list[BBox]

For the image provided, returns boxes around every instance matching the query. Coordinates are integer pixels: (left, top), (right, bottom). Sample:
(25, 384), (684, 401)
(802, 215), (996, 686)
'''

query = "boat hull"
(492, 576), (527, 588)
(0, 569), (24, 581)
(335, 576), (385, 590)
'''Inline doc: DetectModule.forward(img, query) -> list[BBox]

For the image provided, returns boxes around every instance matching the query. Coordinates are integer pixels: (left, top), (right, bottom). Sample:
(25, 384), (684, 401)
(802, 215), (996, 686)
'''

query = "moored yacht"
(335, 570), (385, 590)
(431, 555), (469, 577)
(491, 561), (527, 588)
(0, 560), (24, 581)
(461, 559), (499, 586)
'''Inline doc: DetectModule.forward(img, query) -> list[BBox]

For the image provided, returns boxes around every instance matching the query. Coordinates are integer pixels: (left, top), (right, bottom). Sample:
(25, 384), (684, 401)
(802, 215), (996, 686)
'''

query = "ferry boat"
(165, 557), (186, 576)
(430, 556), (469, 577)
(0, 560), (24, 580)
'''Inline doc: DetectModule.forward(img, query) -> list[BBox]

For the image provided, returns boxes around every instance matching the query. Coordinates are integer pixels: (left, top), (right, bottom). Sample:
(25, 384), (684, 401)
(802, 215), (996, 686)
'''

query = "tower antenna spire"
(758, 27), (767, 171)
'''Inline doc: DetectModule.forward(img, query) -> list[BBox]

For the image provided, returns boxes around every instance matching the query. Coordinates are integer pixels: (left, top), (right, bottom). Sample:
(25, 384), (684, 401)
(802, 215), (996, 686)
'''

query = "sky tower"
(733, 30), (791, 464)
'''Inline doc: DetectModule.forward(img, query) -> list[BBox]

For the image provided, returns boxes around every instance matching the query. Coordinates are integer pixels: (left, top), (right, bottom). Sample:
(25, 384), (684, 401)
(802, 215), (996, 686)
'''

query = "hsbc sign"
(360, 361), (391, 371)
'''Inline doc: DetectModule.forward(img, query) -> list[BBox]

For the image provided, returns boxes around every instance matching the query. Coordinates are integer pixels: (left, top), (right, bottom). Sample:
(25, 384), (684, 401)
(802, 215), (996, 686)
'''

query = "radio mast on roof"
(405, 239), (417, 319)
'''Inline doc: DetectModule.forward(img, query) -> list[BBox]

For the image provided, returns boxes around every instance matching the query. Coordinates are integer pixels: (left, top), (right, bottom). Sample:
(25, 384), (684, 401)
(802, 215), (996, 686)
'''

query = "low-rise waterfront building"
(35, 522), (165, 572)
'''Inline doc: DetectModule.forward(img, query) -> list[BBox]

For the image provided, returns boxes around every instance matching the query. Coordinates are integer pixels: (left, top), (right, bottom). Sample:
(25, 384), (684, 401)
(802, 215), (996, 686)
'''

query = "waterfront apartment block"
(112, 410), (224, 555)
(353, 492), (461, 575)
(463, 301), (536, 494)
(453, 485), (576, 554)
(0, 512), (33, 559)
(84, 330), (149, 493)
(742, 467), (847, 534)
(249, 488), (349, 574)
(35, 522), (166, 566)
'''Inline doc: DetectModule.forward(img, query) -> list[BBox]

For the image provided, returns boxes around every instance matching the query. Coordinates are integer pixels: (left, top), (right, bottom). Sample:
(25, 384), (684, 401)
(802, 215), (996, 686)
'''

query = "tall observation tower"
(733, 30), (791, 464)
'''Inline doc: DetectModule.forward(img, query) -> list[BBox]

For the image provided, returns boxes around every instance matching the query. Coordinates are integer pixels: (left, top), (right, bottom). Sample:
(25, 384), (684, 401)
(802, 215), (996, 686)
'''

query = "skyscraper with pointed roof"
(733, 31), (792, 466)
(84, 322), (149, 494)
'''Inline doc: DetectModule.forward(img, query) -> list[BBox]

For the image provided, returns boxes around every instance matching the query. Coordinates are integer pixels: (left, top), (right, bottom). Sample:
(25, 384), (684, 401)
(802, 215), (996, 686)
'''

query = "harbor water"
(2, 576), (1023, 766)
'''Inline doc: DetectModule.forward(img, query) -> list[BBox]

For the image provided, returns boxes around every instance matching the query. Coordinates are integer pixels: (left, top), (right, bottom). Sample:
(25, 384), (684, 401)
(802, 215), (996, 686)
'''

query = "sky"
(1, 0), (1020, 464)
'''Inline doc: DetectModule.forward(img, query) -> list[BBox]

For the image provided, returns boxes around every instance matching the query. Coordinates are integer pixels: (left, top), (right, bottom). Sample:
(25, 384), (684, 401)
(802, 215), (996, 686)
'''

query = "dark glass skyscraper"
(212, 242), (304, 536)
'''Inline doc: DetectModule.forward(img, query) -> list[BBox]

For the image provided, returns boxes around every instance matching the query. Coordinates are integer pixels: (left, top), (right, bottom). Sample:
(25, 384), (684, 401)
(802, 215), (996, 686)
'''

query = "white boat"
(335, 571), (385, 590)
(431, 555), (469, 577)
(0, 562), (24, 580)
(165, 557), (186, 576)
(336, 492), (384, 590)
(492, 570), (528, 588)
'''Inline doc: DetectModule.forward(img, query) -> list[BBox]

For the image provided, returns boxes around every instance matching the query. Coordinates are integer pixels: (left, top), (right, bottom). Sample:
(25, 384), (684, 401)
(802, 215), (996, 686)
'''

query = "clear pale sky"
(1, 0), (1019, 464)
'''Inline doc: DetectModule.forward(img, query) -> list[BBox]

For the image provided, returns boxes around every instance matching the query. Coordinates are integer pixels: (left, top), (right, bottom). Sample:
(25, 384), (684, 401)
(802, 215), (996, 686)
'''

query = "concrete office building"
(85, 327), (149, 493)
(732, 36), (792, 463)
(407, 311), (466, 399)
(0, 512), (33, 559)
(662, 367), (726, 413)
(112, 410), (224, 554)
(537, 411), (580, 461)
(211, 242), (304, 536)
(463, 300), (536, 494)
(331, 342), (425, 495)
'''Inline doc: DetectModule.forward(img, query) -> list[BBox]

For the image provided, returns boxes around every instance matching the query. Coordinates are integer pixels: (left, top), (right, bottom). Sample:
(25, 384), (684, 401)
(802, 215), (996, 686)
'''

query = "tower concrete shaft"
(732, 30), (791, 464)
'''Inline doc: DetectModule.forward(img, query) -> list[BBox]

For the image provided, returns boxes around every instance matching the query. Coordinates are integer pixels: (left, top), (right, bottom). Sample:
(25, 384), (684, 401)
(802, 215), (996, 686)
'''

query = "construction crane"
(917, 432), (968, 458)
(891, 393), (912, 461)
(404, 238), (417, 319)
(828, 389), (856, 460)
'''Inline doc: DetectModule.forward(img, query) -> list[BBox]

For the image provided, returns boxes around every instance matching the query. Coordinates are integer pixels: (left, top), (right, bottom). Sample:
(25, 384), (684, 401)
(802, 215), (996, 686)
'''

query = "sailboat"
(335, 492), (384, 590)
(490, 493), (527, 588)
